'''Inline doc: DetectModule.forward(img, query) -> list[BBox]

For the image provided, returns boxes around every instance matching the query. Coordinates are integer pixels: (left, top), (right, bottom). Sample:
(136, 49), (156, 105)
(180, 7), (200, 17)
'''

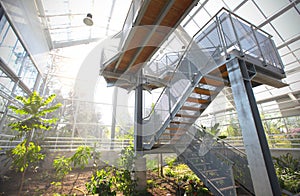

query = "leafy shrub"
(70, 146), (91, 169)
(86, 144), (137, 195)
(53, 155), (72, 192)
(10, 140), (45, 172)
(273, 153), (300, 194)
(86, 167), (116, 195)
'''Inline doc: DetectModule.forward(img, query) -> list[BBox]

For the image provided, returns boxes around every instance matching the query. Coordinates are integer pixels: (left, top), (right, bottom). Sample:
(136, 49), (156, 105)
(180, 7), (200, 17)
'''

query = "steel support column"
(226, 58), (281, 195)
(110, 87), (118, 150)
(134, 73), (146, 191)
(134, 76), (143, 155)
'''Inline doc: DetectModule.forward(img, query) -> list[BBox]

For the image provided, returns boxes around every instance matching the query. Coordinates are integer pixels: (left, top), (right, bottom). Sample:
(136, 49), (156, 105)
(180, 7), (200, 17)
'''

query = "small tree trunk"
(69, 172), (81, 194)
(18, 169), (26, 196)
(18, 142), (29, 196)
(61, 176), (64, 194)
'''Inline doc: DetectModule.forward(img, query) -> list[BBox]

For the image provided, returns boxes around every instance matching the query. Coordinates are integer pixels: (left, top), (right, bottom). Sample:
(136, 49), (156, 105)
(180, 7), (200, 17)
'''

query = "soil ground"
(0, 167), (204, 196)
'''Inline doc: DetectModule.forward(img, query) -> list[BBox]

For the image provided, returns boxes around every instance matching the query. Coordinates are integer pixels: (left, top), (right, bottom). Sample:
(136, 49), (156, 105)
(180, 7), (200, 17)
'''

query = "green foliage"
(165, 156), (177, 168)
(164, 167), (175, 177)
(145, 155), (158, 170)
(70, 146), (92, 169)
(119, 143), (135, 171)
(147, 179), (157, 188)
(86, 167), (136, 195)
(86, 144), (137, 195)
(53, 156), (72, 180)
(162, 156), (210, 195)
(10, 140), (45, 172)
(117, 126), (134, 140)
(7, 91), (61, 195)
(86, 167), (116, 195)
(273, 153), (300, 194)
(185, 179), (210, 196)
(117, 143), (136, 195)
(115, 169), (136, 195)
(8, 91), (62, 140)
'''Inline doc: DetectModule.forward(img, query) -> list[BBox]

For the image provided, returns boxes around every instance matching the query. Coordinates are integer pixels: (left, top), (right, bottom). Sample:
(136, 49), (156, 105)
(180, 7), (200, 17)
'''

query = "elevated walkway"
(100, 0), (198, 89)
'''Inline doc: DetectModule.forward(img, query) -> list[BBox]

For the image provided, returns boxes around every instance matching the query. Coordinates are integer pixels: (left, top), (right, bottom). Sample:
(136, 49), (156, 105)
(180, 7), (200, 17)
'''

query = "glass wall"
(0, 7), (42, 135)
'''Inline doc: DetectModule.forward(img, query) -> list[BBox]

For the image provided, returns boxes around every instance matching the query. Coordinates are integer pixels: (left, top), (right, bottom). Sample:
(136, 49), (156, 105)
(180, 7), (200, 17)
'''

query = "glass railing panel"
(99, 32), (123, 71)
(119, 0), (144, 49)
(100, 0), (143, 70)
(143, 52), (181, 79)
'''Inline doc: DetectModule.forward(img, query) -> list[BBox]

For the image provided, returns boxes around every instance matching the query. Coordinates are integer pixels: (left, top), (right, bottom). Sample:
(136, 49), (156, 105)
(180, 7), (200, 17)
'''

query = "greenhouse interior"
(0, 0), (299, 195)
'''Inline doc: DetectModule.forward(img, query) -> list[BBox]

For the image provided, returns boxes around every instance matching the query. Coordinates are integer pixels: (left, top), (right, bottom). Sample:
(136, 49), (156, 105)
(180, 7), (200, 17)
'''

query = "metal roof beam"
(258, 0), (300, 28)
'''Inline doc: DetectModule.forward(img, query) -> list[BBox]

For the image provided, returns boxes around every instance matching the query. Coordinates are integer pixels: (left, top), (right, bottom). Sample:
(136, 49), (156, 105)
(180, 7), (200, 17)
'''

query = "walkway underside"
(101, 0), (198, 88)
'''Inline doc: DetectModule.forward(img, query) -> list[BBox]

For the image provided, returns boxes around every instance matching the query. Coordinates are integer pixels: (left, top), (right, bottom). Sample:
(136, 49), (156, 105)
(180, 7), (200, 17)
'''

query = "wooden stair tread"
(175, 113), (199, 118)
(200, 77), (225, 86)
(170, 121), (193, 125)
(210, 177), (227, 182)
(186, 97), (210, 104)
(166, 127), (187, 131)
(181, 105), (206, 111)
(219, 185), (239, 191)
(193, 87), (214, 95)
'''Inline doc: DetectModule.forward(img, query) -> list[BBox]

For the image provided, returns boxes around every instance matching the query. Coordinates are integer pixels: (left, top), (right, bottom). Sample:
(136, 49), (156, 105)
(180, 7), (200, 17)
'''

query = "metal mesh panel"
(180, 139), (237, 196)
(214, 141), (255, 194)
(193, 9), (283, 71)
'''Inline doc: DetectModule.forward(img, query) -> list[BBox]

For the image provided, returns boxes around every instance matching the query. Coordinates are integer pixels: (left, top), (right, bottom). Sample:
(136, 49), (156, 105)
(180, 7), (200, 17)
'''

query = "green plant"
(86, 144), (137, 196)
(53, 156), (72, 193)
(69, 145), (92, 194)
(10, 141), (45, 172)
(115, 169), (136, 195)
(164, 167), (175, 177)
(117, 143), (137, 195)
(7, 91), (61, 195)
(185, 179), (210, 196)
(273, 153), (300, 194)
(165, 156), (177, 168)
(70, 145), (92, 169)
(119, 143), (135, 171)
(86, 167), (116, 195)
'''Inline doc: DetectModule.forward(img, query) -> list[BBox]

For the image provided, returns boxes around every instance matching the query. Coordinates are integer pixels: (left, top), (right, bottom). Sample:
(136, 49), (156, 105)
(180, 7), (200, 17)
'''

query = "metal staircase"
(140, 8), (286, 195)
(142, 8), (286, 149)
(100, 6), (286, 195)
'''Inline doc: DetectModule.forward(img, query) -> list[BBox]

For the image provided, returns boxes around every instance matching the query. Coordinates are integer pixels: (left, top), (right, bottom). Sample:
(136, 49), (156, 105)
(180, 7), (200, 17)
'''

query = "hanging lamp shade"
(83, 13), (93, 26)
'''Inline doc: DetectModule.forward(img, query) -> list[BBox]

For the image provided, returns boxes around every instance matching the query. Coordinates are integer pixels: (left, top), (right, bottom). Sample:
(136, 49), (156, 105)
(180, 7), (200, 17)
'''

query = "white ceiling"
(35, 0), (132, 49)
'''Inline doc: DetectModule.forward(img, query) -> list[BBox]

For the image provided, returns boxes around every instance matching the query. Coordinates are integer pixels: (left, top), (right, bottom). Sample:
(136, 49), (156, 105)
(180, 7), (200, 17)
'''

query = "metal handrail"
(0, 135), (132, 151)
